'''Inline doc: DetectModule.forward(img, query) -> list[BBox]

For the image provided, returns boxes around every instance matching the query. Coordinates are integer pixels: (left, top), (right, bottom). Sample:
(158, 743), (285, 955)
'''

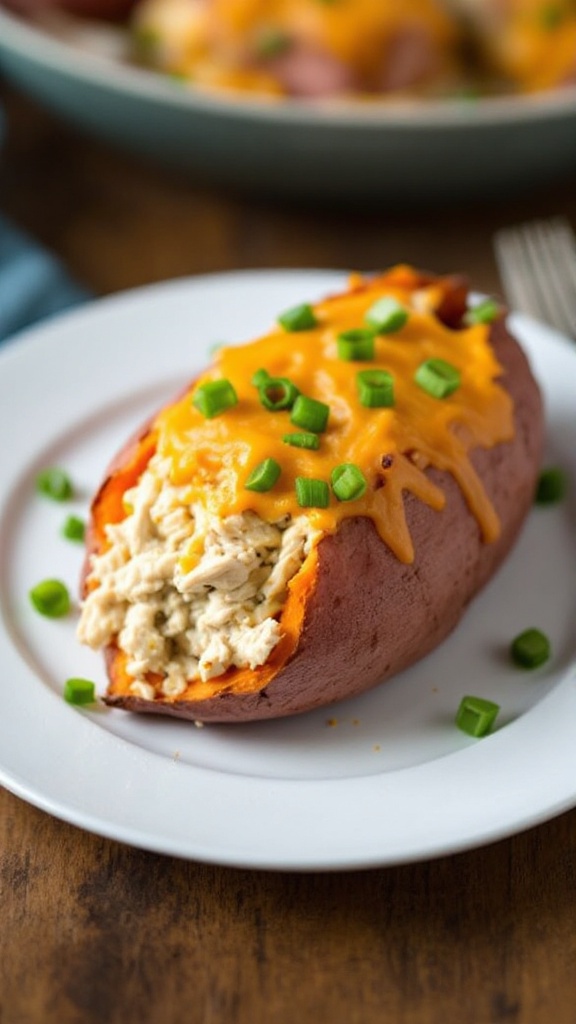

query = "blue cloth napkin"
(0, 214), (89, 344)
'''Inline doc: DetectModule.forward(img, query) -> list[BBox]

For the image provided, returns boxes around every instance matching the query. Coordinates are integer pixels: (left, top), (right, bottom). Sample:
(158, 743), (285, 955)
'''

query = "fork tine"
(540, 218), (576, 335)
(494, 225), (549, 323)
(521, 219), (576, 336)
(494, 217), (576, 338)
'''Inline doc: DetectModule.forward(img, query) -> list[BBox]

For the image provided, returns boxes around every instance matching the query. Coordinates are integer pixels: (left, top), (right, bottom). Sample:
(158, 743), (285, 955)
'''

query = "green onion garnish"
(255, 27), (292, 58)
(192, 379), (238, 418)
(540, 5), (564, 29)
(278, 303), (318, 332)
(510, 628), (550, 669)
(356, 369), (394, 408)
(251, 368), (270, 387)
(415, 358), (460, 399)
(36, 467), (73, 502)
(453, 86), (480, 102)
(455, 696), (500, 738)
(245, 458), (282, 493)
(29, 579), (71, 618)
(295, 477), (330, 509)
(258, 377), (300, 411)
(64, 677), (96, 706)
(61, 515), (85, 542)
(133, 26), (161, 59)
(365, 297), (409, 334)
(464, 298), (500, 325)
(282, 432), (320, 450)
(331, 463), (367, 502)
(336, 328), (376, 361)
(535, 467), (567, 504)
(290, 395), (330, 433)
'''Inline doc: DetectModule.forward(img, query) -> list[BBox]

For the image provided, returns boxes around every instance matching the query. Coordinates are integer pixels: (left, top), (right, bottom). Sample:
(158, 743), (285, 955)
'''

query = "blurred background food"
(456, 0), (576, 95)
(3, 0), (576, 102)
(129, 0), (461, 100)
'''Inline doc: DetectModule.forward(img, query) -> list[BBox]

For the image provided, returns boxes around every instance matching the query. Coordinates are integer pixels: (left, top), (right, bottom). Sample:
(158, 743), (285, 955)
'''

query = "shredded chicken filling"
(78, 454), (315, 698)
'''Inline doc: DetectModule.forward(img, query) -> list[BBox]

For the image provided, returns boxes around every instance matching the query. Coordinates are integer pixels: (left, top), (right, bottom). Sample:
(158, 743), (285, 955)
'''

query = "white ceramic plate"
(0, 269), (575, 870)
(1, 8), (576, 201)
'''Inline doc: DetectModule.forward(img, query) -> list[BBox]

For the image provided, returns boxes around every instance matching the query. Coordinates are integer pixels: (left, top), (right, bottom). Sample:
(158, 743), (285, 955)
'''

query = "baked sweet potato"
(78, 266), (544, 722)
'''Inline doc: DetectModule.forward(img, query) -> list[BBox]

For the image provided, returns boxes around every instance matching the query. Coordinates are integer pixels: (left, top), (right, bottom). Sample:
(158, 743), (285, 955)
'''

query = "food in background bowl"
(130, 0), (462, 99)
(129, 0), (576, 99)
(4, 0), (576, 100)
(456, 0), (576, 94)
(77, 266), (543, 723)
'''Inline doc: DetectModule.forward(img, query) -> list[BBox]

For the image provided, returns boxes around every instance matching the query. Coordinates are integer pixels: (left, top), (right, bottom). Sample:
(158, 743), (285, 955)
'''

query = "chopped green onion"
(290, 395), (330, 433)
(464, 298), (500, 325)
(415, 358), (460, 399)
(336, 328), (376, 361)
(29, 579), (71, 618)
(255, 26), (292, 58)
(331, 463), (367, 502)
(251, 367), (270, 387)
(278, 303), (318, 332)
(64, 677), (96, 706)
(258, 377), (300, 411)
(245, 458), (282, 493)
(36, 467), (73, 502)
(540, 5), (564, 29)
(453, 86), (480, 102)
(510, 628), (551, 669)
(535, 467), (567, 504)
(192, 379), (238, 418)
(282, 432), (320, 450)
(365, 297), (409, 334)
(133, 27), (161, 60)
(455, 695), (500, 738)
(61, 515), (85, 542)
(295, 477), (330, 509)
(356, 369), (395, 408)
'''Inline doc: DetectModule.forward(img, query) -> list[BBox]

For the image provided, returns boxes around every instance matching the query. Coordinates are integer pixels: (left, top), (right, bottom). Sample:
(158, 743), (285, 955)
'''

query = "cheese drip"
(156, 266), (514, 565)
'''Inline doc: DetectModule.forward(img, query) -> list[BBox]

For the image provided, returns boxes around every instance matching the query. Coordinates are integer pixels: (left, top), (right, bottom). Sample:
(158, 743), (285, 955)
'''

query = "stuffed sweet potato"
(78, 265), (543, 722)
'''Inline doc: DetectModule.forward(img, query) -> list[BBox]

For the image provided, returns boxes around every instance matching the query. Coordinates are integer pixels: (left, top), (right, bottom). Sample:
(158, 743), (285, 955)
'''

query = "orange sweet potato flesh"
(82, 304), (543, 723)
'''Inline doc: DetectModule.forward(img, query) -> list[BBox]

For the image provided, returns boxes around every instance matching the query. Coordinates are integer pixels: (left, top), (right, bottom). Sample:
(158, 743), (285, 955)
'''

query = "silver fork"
(494, 217), (576, 338)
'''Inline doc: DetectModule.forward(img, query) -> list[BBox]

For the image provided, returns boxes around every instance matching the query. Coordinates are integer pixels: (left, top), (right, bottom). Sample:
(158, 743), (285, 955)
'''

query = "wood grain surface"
(1, 82), (576, 1024)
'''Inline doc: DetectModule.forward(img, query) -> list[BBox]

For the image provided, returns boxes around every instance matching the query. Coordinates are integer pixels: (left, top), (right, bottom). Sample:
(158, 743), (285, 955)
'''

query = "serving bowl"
(1, 6), (576, 203)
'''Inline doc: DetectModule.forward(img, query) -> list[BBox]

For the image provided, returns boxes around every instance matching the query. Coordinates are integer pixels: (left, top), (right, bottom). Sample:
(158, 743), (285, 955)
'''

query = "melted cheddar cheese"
(475, 0), (576, 92)
(154, 266), (514, 566)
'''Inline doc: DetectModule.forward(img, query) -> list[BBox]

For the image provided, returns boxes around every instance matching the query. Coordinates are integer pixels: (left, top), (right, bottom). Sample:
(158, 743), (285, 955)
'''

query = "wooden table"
(1, 83), (576, 1024)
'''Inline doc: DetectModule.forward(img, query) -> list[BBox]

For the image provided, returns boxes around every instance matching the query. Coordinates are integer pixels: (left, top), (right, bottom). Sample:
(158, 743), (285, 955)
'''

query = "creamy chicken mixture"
(78, 453), (316, 699)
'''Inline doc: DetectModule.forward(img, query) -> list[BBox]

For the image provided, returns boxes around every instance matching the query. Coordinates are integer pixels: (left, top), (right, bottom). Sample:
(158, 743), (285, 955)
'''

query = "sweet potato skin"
(88, 315), (544, 723)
